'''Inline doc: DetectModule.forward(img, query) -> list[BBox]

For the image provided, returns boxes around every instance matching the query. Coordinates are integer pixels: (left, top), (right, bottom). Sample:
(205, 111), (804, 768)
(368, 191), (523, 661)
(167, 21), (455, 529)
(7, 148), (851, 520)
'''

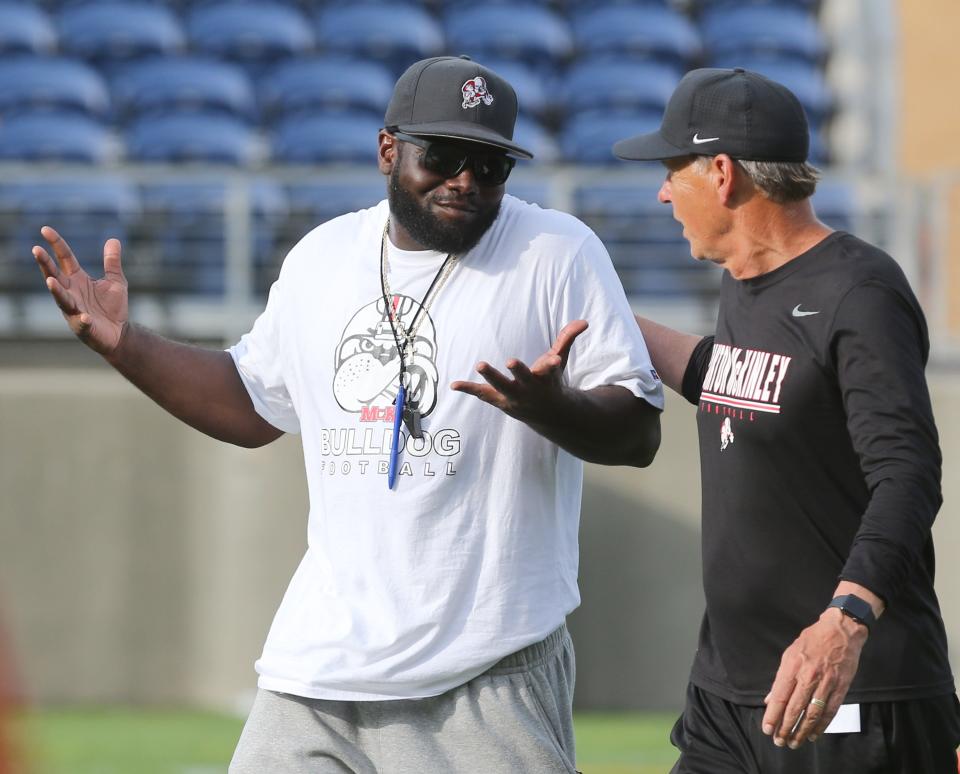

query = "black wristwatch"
(828, 594), (876, 632)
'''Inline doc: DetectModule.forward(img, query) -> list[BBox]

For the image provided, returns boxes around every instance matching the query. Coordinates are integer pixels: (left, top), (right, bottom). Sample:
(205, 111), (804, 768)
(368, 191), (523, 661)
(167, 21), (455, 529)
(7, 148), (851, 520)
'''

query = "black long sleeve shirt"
(681, 231), (954, 704)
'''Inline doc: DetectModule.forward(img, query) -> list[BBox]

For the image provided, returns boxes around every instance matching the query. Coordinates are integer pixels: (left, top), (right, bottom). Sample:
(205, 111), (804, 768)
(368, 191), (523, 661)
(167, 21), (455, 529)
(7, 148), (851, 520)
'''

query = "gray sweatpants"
(229, 624), (577, 773)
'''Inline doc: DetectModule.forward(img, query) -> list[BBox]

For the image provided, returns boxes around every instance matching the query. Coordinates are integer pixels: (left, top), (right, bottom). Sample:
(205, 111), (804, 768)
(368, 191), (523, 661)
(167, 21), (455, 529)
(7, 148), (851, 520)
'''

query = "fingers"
(450, 379), (506, 410)
(33, 244), (59, 281)
(550, 319), (589, 364)
(40, 226), (82, 276)
(474, 361), (515, 394)
(44, 276), (80, 317)
(102, 238), (125, 282)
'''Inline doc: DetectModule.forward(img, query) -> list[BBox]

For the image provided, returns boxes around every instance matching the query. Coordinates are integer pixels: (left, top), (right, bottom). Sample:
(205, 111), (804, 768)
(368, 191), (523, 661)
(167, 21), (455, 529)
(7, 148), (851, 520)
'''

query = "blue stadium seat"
(58, 3), (185, 66)
(258, 57), (395, 121)
(444, 6), (574, 70)
(0, 112), (115, 162)
(271, 111), (383, 164)
(512, 117), (560, 164)
(474, 58), (550, 123)
(0, 177), (139, 292)
(811, 181), (855, 232)
(559, 110), (662, 165)
(111, 57), (257, 123)
(125, 112), (262, 165)
(140, 179), (288, 295)
(574, 182), (716, 296)
(705, 56), (833, 125)
(0, 56), (110, 118)
(571, 5), (700, 69)
(561, 59), (680, 115)
(186, 2), (314, 72)
(0, 3), (56, 55)
(700, 6), (827, 65)
(315, 6), (444, 76)
(698, 0), (819, 11)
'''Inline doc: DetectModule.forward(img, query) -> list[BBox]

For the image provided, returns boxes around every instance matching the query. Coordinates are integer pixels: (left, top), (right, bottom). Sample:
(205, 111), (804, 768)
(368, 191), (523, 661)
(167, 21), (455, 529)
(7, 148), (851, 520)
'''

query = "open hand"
(451, 320), (588, 423)
(33, 226), (128, 355)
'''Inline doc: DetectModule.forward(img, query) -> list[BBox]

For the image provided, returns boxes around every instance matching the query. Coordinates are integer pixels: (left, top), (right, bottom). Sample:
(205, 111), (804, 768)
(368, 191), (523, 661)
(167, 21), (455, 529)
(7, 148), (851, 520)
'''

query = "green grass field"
(13, 707), (678, 774)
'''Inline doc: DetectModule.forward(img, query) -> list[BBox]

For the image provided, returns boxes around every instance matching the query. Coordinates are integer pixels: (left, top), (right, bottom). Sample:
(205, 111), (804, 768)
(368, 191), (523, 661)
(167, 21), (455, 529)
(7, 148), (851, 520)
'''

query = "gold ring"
(809, 697), (827, 709)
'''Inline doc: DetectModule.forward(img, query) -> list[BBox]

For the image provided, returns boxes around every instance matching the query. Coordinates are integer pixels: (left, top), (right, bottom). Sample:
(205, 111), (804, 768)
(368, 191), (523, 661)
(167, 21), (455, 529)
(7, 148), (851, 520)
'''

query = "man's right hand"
(33, 226), (128, 356)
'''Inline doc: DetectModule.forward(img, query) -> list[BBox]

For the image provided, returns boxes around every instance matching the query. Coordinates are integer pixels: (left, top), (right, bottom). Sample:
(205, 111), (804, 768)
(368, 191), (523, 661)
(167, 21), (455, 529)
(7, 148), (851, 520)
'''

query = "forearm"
(526, 384), (661, 467)
(634, 315), (703, 395)
(105, 323), (283, 448)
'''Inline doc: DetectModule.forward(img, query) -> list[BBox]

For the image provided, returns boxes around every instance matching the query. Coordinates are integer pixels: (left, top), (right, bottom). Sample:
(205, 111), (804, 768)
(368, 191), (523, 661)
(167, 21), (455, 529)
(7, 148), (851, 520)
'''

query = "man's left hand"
(761, 608), (868, 749)
(450, 319), (588, 423)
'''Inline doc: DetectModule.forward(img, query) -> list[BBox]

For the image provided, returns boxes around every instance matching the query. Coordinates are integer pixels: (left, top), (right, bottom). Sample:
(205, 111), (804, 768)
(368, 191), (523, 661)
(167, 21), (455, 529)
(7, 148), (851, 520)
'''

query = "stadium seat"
(0, 112), (115, 162)
(186, 2), (314, 73)
(571, 5), (701, 69)
(315, 5), (444, 76)
(271, 111), (383, 164)
(258, 57), (395, 121)
(125, 112), (262, 165)
(0, 3), (56, 55)
(705, 56), (834, 125)
(559, 110), (662, 165)
(444, 6), (574, 71)
(0, 177), (139, 293)
(575, 182), (717, 297)
(512, 117), (560, 164)
(111, 57), (257, 123)
(560, 59), (681, 115)
(698, 0), (819, 11)
(58, 3), (185, 67)
(700, 6), (827, 65)
(139, 179), (288, 295)
(810, 181), (855, 232)
(0, 56), (110, 118)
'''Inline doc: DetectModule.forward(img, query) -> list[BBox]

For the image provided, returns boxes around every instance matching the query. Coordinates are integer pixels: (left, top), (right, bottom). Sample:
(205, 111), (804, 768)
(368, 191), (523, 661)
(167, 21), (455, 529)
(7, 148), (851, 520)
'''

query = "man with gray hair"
(615, 68), (960, 773)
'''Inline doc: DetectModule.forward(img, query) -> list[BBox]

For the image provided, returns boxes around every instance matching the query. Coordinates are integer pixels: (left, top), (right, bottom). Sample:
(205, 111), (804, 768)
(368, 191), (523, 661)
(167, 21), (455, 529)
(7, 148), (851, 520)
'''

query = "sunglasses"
(391, 131), (516, 187)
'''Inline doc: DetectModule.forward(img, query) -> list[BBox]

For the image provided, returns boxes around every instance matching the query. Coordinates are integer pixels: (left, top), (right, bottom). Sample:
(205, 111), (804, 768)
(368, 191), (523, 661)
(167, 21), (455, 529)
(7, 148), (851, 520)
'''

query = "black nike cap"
(613, 68), (809, 163)
(385, 55), (533, 159)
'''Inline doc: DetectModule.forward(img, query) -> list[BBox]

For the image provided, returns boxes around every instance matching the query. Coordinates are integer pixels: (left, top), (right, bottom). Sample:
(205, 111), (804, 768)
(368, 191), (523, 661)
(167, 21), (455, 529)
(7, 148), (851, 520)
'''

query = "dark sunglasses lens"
(423, 145), (467, 178)
(473, 155), (514, 186)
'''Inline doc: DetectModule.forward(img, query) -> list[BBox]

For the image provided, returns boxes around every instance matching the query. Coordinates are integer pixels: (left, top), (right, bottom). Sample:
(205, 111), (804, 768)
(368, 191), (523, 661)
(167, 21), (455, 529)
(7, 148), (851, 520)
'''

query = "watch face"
(833, 594), (874, 627)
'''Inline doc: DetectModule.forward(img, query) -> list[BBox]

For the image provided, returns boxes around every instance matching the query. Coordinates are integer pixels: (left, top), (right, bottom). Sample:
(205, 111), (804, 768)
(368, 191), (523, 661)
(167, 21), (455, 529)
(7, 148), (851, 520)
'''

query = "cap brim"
(394, 120), (534, 159)
(613, 130), (691, 161)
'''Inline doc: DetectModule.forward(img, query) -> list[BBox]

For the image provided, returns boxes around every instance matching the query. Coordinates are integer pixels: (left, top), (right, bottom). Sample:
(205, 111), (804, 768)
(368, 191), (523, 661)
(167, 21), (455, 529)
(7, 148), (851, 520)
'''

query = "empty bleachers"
(0, 0), (867, 318)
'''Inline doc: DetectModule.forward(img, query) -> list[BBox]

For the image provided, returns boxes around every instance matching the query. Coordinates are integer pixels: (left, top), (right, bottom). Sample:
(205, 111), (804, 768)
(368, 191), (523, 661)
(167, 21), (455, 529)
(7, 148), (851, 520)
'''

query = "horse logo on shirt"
(720, 417), (735, 451)
(333, 295), (439, 419)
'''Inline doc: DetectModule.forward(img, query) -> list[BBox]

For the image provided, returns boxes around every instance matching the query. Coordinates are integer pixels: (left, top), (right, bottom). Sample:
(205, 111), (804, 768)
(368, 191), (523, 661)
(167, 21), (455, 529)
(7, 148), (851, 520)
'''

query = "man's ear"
(712, 153), (740, 206)
(378, 130), (397, 176)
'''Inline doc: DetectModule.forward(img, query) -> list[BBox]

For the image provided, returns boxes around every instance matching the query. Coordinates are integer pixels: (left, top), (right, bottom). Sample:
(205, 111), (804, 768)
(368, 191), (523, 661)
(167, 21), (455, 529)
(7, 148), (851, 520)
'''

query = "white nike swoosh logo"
(692, 133), (720, 144)
(792, 304), (820, 317)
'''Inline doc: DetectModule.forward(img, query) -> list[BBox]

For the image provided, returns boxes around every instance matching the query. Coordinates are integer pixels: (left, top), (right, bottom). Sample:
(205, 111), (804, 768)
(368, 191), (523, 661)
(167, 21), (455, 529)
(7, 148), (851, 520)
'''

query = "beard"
(388, 164), (501, 255)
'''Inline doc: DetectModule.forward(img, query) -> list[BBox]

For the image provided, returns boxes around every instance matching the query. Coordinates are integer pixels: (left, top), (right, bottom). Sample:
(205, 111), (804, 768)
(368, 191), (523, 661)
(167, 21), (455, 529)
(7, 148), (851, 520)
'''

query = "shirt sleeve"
(556, 232), (664, 410)
(832, 280), (942, 605)
(681, 335), (715, 405)
(227, 267), (301, 434)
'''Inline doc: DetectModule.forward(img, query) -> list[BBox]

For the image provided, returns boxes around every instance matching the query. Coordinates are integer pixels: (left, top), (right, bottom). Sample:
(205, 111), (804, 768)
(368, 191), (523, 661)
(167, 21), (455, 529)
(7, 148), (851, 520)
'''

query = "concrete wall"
(1, 361), (957, 712)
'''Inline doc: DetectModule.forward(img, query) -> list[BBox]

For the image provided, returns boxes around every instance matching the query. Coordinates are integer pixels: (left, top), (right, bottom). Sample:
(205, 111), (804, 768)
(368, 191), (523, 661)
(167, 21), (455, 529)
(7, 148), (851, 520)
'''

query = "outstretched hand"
(451, 319), (588, 424)
(33, 226), (128, 356)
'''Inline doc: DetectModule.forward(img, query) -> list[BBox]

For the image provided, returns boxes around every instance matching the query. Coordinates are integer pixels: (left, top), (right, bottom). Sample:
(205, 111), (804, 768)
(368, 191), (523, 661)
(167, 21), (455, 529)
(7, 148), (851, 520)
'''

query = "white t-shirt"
(229, 195), (663, 701)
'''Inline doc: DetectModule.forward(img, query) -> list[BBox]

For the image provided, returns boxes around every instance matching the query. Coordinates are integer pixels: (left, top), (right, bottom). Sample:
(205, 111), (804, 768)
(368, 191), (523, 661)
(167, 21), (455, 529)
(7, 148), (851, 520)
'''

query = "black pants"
(670, 683), (960, 774)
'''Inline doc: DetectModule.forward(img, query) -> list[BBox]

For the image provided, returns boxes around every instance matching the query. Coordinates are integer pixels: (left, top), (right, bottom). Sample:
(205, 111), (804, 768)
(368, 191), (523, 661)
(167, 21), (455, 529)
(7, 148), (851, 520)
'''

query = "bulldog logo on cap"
(461, 77), (494, 109)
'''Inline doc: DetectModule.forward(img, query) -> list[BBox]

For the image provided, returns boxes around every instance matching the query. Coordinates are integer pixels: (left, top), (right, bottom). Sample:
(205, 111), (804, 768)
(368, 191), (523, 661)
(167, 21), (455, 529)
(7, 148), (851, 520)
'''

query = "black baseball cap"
(384, 56), (533, 159)
(613, 68), (809, 163)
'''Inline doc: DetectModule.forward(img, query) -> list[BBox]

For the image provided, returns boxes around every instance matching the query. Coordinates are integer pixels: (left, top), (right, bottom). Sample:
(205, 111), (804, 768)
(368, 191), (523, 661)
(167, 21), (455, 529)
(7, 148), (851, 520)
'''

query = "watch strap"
(828, 593), (876, 631)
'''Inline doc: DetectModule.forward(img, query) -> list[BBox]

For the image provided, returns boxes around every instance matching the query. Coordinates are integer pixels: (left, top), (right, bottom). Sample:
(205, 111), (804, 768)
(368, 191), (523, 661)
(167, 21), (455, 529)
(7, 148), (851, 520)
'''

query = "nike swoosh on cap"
(792, 304), (820, 317)
(692, 133), (720, 144)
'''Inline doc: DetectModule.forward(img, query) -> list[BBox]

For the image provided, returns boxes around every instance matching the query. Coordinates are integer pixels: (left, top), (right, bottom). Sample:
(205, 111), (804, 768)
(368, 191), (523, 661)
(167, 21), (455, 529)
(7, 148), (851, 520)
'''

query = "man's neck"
(723, 198), (833, 280)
